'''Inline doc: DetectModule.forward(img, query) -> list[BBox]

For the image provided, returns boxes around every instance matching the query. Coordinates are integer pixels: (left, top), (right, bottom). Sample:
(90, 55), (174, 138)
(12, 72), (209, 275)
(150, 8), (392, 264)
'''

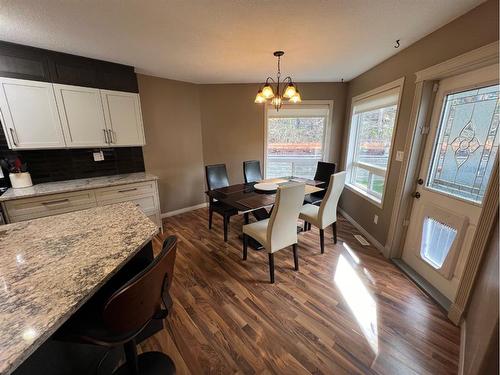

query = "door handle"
(9, 128), (18, 146)
(412, 192), (421, 199)
(103, 129), (109, 144)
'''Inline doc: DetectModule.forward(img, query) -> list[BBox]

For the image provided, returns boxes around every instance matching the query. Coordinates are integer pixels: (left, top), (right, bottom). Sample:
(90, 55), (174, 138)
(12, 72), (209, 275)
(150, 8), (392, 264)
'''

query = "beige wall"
(138, 74), (206, 213)
(462, 217), (499, 375)
(199, 82), (347, 185)
(339, 0), (499, 245)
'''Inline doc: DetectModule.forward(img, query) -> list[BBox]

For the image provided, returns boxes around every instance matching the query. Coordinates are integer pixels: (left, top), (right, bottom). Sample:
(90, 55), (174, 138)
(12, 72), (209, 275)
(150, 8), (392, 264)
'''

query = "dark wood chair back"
(314, 162), (336, 186)
(243, 160), (262, 183)
(102, 236), (177, 333)
(205, 164), (230, 191)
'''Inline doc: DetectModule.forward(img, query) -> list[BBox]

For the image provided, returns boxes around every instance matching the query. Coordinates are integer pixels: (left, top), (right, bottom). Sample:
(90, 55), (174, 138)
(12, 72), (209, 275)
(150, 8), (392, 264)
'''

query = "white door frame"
(384, 41), (499, 324)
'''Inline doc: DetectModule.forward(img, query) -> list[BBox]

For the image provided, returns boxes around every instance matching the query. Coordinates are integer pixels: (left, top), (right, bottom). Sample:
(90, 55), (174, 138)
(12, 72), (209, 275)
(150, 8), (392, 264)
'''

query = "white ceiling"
(0, 0), (485, 83)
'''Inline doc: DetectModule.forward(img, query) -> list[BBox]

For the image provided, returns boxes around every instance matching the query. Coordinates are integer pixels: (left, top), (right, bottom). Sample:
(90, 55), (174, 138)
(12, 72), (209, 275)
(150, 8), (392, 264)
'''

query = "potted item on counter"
(0, 157), (33, 189)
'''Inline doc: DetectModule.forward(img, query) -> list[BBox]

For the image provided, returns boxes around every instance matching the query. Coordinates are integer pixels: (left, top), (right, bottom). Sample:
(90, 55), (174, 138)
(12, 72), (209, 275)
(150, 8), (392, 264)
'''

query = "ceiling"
(0, 0), (485, 83)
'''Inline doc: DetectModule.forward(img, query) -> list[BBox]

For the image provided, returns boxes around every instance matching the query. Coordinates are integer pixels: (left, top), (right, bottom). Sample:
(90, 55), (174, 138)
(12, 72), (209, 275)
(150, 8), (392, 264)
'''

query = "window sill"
(345, 183), (383, 208)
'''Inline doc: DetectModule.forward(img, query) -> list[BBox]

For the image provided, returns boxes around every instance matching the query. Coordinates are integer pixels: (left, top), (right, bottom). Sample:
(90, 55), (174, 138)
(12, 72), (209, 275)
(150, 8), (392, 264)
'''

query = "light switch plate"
(396, 150), (404, 162)
(373, 214), (378, 224)
(93, 151), (104, 162)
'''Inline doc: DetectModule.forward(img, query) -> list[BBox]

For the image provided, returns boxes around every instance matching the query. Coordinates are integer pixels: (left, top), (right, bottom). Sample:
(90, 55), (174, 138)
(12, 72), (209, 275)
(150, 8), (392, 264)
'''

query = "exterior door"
(100, 90), (145, 146)
(401, 64), (499, 301)
(53, 84), (109, 148)
(0, 77), (66, 149)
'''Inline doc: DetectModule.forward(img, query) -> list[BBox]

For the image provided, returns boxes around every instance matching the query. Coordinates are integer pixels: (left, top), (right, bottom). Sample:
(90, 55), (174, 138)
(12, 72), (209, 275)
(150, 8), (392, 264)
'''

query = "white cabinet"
(0, 77), (66, 149)
(101, 90), (145, 146)
(54, 84), (109, 148)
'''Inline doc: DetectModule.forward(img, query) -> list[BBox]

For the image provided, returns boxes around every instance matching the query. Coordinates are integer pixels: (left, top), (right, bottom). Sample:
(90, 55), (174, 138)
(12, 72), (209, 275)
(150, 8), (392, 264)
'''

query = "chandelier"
(255, 51), (301, 111)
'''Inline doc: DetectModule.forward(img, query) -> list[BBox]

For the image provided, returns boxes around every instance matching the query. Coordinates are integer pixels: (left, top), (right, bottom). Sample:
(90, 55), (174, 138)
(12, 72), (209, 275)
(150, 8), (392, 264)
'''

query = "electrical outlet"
(93, 150), (104, 162)
(373, 214), (378, 224)
(396, 150), (404, 162)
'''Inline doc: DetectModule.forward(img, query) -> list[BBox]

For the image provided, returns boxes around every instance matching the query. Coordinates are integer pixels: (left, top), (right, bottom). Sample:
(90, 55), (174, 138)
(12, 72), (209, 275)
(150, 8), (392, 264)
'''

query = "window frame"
(263, 100), (334, 179)
(344, 77), (405, 208)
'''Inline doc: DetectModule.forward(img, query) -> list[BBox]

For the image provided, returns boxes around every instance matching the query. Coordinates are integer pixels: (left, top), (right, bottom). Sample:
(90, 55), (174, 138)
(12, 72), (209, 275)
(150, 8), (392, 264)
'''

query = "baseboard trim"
(338, 207), (386, 254)
(161, 202), (208, 218)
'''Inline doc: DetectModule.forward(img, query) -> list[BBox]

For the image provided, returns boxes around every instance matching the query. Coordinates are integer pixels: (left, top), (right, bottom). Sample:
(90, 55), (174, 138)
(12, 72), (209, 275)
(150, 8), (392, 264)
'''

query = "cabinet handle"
(42, 198), (70, 206)
(118, 187), (138, 193)
(103, 129), (109, 144)
(9, 128), (18, 146)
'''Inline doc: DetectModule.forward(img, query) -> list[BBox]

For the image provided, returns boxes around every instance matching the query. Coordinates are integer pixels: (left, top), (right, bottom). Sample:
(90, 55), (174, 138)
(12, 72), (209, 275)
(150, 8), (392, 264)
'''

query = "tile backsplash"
(0, 127), (145, 187)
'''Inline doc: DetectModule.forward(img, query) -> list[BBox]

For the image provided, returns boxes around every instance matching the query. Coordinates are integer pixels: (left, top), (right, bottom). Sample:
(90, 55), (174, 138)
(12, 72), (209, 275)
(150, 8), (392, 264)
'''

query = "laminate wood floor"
(139, 208), (460, 375)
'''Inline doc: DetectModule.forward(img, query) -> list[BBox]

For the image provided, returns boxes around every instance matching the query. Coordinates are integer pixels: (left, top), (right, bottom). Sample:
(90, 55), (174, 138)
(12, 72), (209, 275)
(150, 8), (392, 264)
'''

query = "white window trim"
(344, 77), (405, 208)
(263, 100), (334, 179)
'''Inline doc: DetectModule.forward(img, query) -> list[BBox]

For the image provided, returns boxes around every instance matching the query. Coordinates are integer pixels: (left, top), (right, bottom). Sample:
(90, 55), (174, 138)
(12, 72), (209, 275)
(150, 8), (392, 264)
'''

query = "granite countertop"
(0, 202), (159, 375)
(0, 172), (158, 202)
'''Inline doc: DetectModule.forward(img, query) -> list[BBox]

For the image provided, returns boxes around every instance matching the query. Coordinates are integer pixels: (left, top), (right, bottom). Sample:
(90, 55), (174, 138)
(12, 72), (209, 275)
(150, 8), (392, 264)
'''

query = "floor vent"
(353, 234), (370, 246)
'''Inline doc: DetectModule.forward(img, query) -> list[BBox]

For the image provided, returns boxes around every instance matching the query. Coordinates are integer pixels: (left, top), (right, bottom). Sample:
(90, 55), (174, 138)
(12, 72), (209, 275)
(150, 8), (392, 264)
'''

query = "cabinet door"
(54, 84), (108, 148)
(0, 77), (66, 149)
(101, 90), (145, 146)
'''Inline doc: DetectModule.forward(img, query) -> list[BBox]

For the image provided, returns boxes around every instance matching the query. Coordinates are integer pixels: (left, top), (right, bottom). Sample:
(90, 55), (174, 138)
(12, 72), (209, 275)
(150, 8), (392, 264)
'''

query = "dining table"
(206, 176), (324, 248)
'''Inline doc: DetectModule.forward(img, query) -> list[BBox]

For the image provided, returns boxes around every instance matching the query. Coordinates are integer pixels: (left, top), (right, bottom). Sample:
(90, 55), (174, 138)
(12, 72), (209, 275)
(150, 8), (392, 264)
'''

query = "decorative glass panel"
(427, 84), (499, 203)
(420, 217), (457, 269)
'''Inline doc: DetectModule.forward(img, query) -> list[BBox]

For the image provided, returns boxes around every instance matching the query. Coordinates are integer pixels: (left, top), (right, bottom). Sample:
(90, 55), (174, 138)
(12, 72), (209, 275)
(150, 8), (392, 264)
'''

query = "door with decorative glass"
(401, 64), (498, 302)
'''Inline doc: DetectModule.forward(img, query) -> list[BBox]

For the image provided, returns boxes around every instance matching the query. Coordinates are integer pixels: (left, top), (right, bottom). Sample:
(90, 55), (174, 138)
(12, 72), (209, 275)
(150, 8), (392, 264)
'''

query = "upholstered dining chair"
(243, 160), (263, 183)
(242, 182), (305, 283)
(205, 164), (238, 242)
(299, 171), (346, 253)
(304, 161), (336, 205)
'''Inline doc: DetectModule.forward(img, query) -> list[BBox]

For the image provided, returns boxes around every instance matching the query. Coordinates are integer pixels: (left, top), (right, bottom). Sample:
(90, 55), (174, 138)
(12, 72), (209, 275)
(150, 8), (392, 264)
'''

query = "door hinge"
(403, 219), (410, 227)
(421, 126), (430, 134)
(433, 82), (439, 92)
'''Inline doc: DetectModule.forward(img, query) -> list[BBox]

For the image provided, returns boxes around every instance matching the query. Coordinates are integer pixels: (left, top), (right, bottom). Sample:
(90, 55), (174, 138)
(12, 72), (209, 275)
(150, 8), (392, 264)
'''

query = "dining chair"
(299, 171), (346, 253)
(242, 182), (305, 283)
(243, 160), (263, 183)
(205, 164), (238, 242)
(304, 161), (336, 205)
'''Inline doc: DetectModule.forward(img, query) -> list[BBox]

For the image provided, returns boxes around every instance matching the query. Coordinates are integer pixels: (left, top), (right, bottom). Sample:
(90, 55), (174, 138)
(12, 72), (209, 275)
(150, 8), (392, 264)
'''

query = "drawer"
(5, 190), (97, 222)
(99, 194), (156, 213)
(95, 181), (155, 203)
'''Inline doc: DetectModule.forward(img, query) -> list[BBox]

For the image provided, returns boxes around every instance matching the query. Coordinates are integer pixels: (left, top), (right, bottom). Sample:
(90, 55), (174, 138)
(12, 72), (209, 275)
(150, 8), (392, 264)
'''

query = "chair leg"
(307, 222), (312, 231)
(244, 212), (249, 224)
(243, 234), (248, 260)
(268, 253), (275, 283)
(208, 207), (213, 229)
(320, 229), (325, 254)
(223, 215), (229, 242)
(293, 244), (299, 271)
(123, 339), (139, 375)
(332, 221), (337, 244)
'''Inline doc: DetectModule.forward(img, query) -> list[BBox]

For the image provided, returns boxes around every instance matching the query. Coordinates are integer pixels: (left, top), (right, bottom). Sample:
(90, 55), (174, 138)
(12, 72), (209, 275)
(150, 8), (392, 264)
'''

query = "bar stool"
(58, 236), (178, 375)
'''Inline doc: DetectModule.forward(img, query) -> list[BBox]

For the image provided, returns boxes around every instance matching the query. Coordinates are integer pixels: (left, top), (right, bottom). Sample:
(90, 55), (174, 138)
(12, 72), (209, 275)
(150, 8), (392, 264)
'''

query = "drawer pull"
(118, 188), (138, 193)
(42, 199), (70, 206)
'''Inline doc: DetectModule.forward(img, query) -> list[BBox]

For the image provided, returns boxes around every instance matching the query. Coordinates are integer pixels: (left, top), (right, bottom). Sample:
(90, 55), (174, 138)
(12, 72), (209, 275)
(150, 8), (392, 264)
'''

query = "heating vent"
(353, 234), (370, 246)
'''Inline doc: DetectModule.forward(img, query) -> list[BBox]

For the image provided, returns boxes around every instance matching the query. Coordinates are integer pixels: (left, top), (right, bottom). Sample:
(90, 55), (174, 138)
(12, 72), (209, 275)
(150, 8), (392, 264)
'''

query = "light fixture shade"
(289, 91), (302, 103)
(283, 83), (296, 99)
(254, 90), (266, 103)
(262, 84), (275, 99)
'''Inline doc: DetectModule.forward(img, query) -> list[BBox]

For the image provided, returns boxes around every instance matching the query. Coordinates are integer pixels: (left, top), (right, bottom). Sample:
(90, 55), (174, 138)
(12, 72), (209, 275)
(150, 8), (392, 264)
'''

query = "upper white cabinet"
(54, 84), (108, 148)
(101, 90), (145, 146)
(0, 77), (146, 150)
(0, 77), (66, 149)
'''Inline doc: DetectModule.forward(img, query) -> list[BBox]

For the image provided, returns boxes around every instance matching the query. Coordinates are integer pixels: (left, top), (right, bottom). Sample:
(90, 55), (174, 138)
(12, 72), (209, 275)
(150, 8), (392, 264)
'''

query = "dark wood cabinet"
(0, 41), (138, 92)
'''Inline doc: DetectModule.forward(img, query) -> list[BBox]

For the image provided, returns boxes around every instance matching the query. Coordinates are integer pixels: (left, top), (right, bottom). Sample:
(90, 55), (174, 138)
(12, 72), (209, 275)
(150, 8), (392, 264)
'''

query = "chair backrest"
(318, 172), (346, 227)
(243, 160), (262, 183)
(314, 162), (336, 186)
(103, 236), (178, 333)
(267, 182), (305, 252)
(205, 164), (230, 191)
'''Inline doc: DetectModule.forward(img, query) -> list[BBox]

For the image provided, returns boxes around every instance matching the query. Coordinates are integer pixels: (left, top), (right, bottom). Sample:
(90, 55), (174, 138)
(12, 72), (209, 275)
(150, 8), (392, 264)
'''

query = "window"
(265, 103), (331, 179)
(345, 79), (403, 205)
(427, 84), (499, 204)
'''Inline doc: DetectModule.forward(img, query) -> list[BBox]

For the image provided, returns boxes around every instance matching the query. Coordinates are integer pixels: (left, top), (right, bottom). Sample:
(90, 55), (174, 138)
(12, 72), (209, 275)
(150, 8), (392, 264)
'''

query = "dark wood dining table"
(206, 177), (324, 248)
